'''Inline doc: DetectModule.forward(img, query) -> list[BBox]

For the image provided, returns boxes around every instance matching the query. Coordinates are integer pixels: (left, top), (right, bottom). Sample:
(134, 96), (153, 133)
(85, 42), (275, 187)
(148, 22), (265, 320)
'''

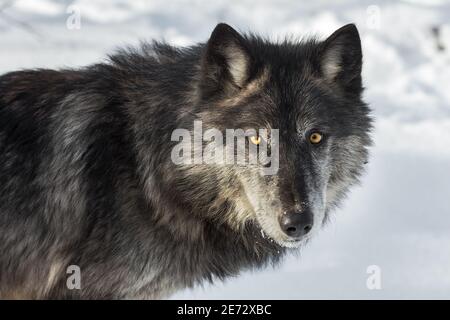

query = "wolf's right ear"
(200, 23), (252, 98)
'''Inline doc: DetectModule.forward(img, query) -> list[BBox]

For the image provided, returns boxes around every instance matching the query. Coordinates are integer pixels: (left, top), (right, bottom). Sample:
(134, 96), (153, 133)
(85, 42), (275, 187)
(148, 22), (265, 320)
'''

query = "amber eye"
(309, 132), (323, 144)
(249, 135), (261, 145)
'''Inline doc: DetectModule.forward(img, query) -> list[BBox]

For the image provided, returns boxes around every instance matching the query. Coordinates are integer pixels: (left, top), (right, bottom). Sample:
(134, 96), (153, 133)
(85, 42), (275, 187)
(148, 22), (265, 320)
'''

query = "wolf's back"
(0, 68), (140, 298)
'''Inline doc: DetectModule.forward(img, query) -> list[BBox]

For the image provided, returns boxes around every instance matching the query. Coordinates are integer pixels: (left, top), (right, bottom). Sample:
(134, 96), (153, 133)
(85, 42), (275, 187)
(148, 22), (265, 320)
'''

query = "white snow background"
(0, 0), (449, 299)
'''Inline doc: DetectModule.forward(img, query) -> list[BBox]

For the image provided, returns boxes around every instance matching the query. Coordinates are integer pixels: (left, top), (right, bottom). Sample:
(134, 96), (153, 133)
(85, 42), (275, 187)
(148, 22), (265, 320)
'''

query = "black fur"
(0, 23), (371, 299)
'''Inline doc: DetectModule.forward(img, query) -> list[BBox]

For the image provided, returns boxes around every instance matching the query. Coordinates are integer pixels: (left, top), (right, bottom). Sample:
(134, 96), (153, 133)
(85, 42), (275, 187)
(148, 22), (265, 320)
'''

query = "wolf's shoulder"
(108, 41), (203, 67)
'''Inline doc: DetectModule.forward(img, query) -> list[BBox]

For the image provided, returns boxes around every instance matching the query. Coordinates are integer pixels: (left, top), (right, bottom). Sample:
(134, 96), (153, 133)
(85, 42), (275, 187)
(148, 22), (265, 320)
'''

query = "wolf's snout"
(279, 210), (313, 238)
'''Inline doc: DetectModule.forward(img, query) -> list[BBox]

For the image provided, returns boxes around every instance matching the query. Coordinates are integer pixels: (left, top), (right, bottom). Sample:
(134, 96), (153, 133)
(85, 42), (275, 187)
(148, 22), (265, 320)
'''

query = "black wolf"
(0, 23), (371, 299)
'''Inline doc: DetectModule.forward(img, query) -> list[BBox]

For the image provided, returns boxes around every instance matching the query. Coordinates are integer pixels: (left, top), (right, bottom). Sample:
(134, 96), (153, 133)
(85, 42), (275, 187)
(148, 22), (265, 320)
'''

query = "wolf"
(0, 23), (371, 299)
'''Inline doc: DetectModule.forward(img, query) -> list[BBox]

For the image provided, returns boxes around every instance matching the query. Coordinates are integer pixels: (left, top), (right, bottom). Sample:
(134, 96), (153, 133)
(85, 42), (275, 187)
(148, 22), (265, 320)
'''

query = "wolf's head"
(172, 23), (372, 248)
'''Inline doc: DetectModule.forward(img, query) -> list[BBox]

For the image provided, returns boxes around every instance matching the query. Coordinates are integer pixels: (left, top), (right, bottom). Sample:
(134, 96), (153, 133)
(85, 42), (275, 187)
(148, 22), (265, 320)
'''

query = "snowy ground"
(1, 0), (449, 299)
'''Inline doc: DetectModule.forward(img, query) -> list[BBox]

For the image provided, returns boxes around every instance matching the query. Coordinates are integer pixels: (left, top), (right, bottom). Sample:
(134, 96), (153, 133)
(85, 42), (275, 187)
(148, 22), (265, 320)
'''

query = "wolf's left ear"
(200, 23), (252, 97)
(319, 24), (362, 92)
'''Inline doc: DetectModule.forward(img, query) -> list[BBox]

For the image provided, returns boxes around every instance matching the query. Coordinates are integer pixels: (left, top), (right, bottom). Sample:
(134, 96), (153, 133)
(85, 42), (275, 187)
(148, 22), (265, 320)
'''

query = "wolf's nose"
(279, 210), (313, 238)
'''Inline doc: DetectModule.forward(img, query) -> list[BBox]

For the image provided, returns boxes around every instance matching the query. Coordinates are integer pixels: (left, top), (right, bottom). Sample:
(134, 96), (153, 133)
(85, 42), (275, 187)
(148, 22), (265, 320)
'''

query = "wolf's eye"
(309, 132), (323, 144)
(249, 135), (261, 145)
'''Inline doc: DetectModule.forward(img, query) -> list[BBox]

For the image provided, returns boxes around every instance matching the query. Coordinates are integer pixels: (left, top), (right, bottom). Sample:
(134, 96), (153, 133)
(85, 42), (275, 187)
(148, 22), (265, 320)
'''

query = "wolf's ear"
(319, 24), (362, 92)
(200, 23), (252, 97)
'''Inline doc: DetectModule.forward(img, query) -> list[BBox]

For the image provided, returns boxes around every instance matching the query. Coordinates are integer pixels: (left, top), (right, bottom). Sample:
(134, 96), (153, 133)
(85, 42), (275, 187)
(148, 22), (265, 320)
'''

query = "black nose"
(279, 210), (313, 238)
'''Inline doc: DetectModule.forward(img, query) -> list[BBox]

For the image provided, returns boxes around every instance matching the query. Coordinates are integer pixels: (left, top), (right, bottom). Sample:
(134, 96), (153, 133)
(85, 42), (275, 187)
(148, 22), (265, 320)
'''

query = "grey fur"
(0, 23), (372, 299)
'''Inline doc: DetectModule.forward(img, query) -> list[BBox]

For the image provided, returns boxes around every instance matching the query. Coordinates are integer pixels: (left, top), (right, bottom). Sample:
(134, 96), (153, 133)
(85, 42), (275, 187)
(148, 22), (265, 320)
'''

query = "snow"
(0, 0), (449, 299)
